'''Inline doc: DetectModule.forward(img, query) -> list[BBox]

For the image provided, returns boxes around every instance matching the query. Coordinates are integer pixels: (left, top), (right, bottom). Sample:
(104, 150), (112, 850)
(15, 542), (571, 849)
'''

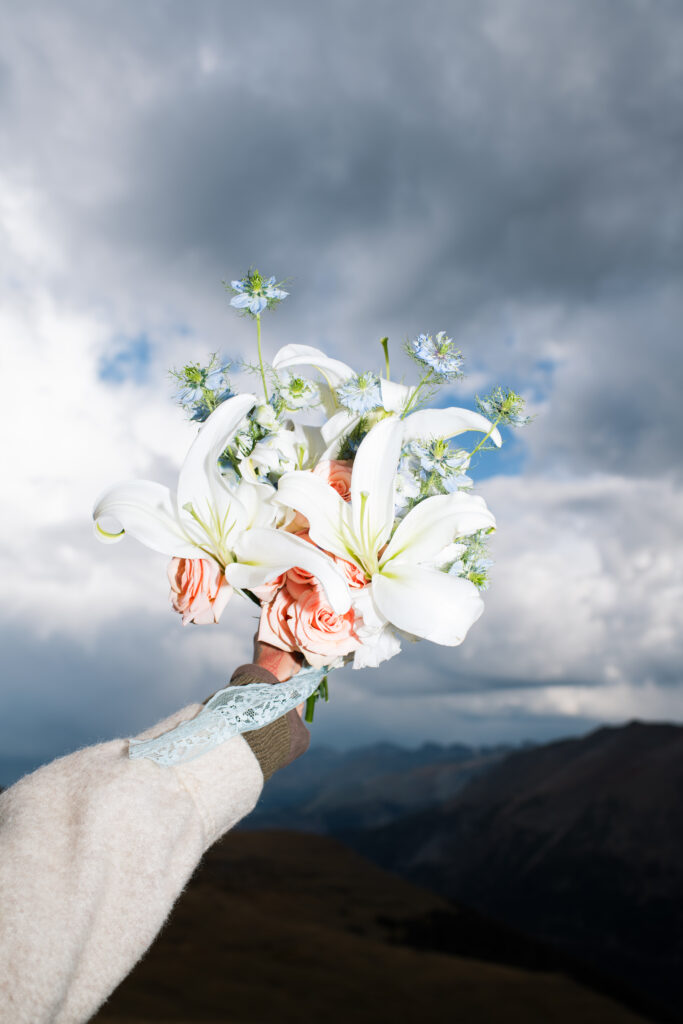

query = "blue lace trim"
(128, 664), (328, 766)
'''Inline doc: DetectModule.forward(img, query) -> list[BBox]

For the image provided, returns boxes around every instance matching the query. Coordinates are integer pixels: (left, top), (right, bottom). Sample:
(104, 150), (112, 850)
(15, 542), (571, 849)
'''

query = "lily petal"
(276, 471), (356, 566)
(402, 407), (502, 448)
(177, 394), (256, 521)
(320, 408), (360, 458)
(272, 344), (356, 388)
(380, 379), (417, 415)
(93, 480), (199, 557)
(226, 527), (351, 613)
(372, 564), (484, 645)
(295, 423), (326, 467)
(350, 418), (403, 555)
(381, 492), (495, 568)
(235, 479), (277, 529)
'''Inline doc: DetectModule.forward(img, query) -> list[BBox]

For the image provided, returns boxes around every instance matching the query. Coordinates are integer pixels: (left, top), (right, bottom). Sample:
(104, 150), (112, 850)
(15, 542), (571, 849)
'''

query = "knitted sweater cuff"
(229, 664), (292, 781)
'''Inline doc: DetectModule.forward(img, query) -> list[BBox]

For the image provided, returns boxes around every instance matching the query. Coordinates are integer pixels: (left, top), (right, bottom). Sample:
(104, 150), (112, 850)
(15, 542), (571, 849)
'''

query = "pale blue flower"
(171, 357), (233, 420)
(476, 386), (531, 427)
(409, 439), (469, 481)
(335, 372), (382, 414)
(409, 331), (464, 379)
(189, 397), (213, 423)
(448, 530), (493, 590)
(442, 471), (473, 493)
(276, 372), (319, 411)
(393, 454), (421, 518)
(230, 270), (288, 315)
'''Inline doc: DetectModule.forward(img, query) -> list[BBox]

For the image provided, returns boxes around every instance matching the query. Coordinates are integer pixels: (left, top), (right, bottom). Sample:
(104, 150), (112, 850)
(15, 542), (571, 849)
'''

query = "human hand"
(252, 636), (303, 683)
(225, 635), (308, 775)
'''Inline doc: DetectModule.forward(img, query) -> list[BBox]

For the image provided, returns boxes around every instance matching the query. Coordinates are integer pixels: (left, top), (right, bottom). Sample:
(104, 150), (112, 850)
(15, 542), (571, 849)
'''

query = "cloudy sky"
(1, 0), (682, 784)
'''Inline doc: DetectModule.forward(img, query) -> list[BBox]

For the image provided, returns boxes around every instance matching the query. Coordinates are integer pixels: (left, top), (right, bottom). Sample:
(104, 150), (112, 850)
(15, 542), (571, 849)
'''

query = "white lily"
(240, 421), (325, 483)
(93, 393), (350, 613)
(272, 343), (355, 416)
(277, 417), (496, 650)
(271, 343), (502, 458)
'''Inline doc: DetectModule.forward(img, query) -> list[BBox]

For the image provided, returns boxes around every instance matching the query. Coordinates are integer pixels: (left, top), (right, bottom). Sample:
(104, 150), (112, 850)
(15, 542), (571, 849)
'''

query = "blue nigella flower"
(276, 372), (319, 411)
(447, 530), (493, 590)
(476, 386), (531, 427)
(442, 471), (473, 493)
(409, 439), (469, 480)
(335, 372), (382, 414)
(409, 331), (464, 379)
(171, 356), (233, 420)
(188, 385), (234, 422)
(230, 269), (288, 315)
(393, 454), (421, 518)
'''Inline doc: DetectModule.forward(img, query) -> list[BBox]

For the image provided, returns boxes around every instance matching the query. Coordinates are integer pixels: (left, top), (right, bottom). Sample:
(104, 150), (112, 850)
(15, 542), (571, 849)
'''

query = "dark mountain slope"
(342, 722), (683, 1016)
(93, 830), (651, 1024)
(247, 740), (510, 832)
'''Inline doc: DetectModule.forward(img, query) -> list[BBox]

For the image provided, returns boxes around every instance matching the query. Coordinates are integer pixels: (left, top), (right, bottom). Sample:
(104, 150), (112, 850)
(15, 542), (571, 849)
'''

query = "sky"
(1, 0), (682, 783)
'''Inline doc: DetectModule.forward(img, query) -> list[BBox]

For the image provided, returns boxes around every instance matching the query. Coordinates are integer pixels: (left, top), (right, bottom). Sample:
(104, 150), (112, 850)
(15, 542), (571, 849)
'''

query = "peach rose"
(312, 459), (354, 502)
(284, 509), (310, 534)
(280, 460), (353, 536)
(330, 551), (370, 591)
(250, 573), (286, 603)
(258, 587), (298, 653)
(257, 576), (361, 668)
(168, 557), (232, 625)
(284, 564), (318, 600)
(288, 584), (360, 667)
(294, 531), (369, 592)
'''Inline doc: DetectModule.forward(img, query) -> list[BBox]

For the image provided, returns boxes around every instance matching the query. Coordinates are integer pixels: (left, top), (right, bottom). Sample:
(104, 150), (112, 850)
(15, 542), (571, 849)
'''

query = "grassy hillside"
(94, 830), (652, 1024)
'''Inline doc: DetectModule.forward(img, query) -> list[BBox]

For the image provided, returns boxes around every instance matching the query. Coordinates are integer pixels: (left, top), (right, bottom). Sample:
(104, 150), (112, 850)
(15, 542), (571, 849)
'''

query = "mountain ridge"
(331, 720), (683, 1018)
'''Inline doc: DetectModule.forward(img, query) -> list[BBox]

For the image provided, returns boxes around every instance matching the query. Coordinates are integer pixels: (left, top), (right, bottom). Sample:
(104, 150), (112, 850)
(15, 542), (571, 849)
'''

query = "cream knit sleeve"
(0, 703), (265, 1024)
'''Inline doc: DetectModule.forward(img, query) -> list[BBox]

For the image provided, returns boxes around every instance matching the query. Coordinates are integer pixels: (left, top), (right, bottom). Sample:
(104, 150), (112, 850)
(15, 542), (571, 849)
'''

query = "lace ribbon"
(128, 664), (329, 767)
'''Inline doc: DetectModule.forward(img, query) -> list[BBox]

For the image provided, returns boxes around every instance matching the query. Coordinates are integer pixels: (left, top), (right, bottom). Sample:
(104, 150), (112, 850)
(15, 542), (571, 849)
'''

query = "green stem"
(304, 677), (330, 722)
(380, 337), (390, 380)
(468, 417), (502, 460)
(256, 314), (268, 401)
(304, 693), (317, 723)
(401, 370), (434, 418)
(421, 469), (439, 497)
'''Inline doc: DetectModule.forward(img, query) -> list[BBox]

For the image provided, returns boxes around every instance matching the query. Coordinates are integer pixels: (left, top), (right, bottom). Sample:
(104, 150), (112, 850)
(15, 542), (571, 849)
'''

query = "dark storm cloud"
(1, 0), (682, 765)
(5, 1), (682, 304)
(3, 0), (679, 476)
(83, 0), (683, 306)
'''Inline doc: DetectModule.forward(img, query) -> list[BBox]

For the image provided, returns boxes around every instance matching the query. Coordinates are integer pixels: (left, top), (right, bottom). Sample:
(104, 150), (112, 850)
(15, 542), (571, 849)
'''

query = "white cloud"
(0, 0), (682, 772)
(461, 472), (683, 688)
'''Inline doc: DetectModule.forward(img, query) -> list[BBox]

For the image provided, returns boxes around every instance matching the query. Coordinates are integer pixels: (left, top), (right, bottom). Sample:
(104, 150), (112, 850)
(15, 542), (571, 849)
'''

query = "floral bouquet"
(94, 269), (529, 755)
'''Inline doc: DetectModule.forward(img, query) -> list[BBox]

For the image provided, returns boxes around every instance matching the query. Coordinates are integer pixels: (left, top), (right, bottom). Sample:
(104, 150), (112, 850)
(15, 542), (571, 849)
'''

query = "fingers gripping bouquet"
(94, 269), (530, 735)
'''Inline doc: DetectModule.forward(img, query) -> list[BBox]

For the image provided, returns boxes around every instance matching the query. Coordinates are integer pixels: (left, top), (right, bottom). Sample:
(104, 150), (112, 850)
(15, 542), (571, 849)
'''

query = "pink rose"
(312, 459), (354, 502)
(280, 460), (354, 537)
(288, 585), (360, 667)
(258, 587), (298, 652)
(330, 551), (370, 591)
(295, 531), (370, 592)
(168, 557), (232, 625)
(284, 565), (318, 600)
(250, 573), (286, 603)
(257, 576), (361, 668)
(284, 509), (310, 534)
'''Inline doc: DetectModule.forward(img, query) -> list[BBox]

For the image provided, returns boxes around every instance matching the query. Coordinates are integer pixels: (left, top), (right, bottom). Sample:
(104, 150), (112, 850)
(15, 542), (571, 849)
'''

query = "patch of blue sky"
(469, 429), (528, 480)
(99, 334), (151, 384)
(437, 382), (530, 480)
(529, 358), (556, 402)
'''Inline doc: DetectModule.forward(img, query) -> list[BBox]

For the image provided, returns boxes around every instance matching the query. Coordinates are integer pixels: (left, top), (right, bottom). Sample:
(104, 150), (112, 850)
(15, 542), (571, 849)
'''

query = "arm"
(0, 649), (306, 1024)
